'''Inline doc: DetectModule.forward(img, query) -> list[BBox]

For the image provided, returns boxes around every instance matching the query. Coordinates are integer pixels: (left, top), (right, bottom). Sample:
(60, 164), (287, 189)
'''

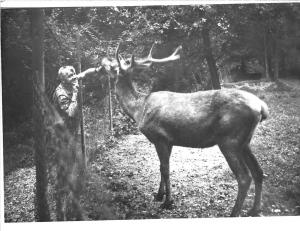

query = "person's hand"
(72, 78), (79, 92)
(95, 66), (103, 73)
(71, 91), (78, 102)
(71, 84), (79, 102)
(76, 73), (84, 80)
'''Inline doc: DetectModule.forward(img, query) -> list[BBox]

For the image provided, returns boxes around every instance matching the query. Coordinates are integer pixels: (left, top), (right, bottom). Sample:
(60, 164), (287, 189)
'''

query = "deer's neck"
(115, 76), (146, 123)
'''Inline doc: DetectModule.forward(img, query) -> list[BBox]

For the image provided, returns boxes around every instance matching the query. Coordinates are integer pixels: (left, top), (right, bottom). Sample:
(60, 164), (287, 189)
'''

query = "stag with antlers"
(102, 43), (268, 217)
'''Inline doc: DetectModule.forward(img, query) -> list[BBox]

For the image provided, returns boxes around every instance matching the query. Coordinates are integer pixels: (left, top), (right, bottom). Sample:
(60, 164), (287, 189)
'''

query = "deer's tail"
(260, 100), (269, 122)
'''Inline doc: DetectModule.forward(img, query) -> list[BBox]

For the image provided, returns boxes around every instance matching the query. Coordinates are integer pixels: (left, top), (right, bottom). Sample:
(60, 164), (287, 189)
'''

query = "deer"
(101, 43), (269, 217)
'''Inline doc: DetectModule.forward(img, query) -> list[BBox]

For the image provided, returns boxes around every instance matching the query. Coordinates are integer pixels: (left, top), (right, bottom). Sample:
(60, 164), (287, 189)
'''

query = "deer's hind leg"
(242, 144), (263, 216)
(219, 142), (252, 217)
(154, 170), (165, 202)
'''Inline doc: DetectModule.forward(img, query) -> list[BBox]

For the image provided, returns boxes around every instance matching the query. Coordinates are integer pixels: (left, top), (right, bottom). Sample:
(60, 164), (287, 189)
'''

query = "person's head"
(58, 66), (77, 86)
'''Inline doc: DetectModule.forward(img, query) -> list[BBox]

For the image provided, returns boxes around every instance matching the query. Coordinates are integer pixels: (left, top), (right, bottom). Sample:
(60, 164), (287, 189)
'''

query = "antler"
(135, 44), (182, 67)
(115, 42), (182, 71)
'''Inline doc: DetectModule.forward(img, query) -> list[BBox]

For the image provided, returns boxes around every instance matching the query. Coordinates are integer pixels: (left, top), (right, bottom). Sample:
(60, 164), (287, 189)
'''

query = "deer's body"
(137, 89), (267, 148)
(106, 44), (268, 217)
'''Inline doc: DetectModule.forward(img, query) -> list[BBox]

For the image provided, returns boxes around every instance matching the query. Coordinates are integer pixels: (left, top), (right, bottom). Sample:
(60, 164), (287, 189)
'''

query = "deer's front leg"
(155, 142), (173, 209)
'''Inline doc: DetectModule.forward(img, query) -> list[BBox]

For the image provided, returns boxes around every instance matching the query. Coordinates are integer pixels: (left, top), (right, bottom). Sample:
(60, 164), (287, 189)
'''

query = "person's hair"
(58, 66), (76, 81)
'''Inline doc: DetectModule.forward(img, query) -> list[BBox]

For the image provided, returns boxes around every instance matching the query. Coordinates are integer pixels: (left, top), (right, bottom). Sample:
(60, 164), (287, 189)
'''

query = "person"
(52, 65), (104, 220)
(53, 65), (102, 136)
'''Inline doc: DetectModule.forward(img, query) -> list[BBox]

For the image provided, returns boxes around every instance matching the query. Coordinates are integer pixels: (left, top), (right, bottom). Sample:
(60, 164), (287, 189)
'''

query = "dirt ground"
(3, 79), (300, 221)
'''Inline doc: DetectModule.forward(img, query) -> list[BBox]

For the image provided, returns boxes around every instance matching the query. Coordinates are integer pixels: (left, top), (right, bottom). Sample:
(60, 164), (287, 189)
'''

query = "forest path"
(88, 133), (237, 219)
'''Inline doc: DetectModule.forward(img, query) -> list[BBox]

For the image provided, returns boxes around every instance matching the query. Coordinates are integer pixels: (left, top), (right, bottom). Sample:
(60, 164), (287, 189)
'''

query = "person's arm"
(57, 90), (79, 118)
(67, 88), (79, 117)
(59, 66), (102, 117)
(76, 66), (103, 80)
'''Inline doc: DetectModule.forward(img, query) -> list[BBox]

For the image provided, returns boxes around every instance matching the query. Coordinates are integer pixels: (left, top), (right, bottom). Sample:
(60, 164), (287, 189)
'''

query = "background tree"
(29, 8), (51, 221)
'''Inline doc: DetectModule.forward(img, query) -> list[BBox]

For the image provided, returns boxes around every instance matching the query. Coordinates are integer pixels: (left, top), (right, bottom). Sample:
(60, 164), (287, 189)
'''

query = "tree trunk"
(264, 29), (271, 80)
(202, 25), (221, 89)
(75, 32), (86, 172)
(74, 33), (86, 220)
(108, 74), (113, 132)
(274, 34), (280, 81)
(30, 9), (50, 222)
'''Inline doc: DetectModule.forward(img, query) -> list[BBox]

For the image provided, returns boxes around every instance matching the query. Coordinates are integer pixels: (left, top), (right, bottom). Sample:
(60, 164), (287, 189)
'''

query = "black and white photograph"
(1, 0), (300, 229)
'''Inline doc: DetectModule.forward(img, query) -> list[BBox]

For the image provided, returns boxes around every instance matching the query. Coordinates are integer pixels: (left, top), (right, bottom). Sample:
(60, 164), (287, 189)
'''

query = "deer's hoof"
(154, 193), (164, 202)
(160, 200), (174, 210)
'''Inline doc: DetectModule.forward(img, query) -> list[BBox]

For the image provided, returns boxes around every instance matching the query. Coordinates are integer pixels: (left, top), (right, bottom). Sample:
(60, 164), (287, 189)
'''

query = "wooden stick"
(76, 32), (86, 170)
(78, 78), (86, 169)
(108, 73), (113, 132)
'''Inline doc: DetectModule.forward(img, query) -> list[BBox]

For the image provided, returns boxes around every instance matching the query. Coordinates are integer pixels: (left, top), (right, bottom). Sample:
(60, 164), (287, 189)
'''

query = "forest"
(2, 3), (300, 222)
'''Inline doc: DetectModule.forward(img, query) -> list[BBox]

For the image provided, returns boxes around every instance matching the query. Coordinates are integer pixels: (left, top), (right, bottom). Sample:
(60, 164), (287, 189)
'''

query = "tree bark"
(264, 28), (271, 80)
(76, 32), (86, 173)
(274, 35), (279, 81)
(74, 33), (86, 220)
(30, 8), (50, 222)
(202, 25), (221, 89)
(108, 74), (113, 132)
